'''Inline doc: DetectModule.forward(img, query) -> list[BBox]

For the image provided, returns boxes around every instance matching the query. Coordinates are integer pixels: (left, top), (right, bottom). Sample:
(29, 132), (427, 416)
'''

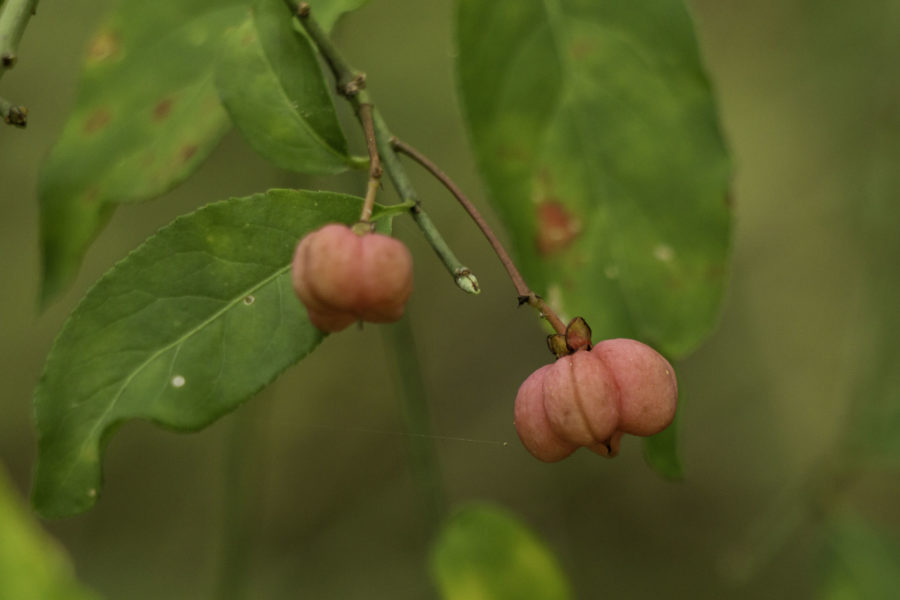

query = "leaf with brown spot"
(457, 0), (732, 359)
(39, 0), (248, 306)
(40, 0), (373, 306)
(81, 108), (112, 135)
(535, 199), (580, 256)
(152, 97), (174, 121)
(458, 0), (733, 479)
(180, 145), (198, 162)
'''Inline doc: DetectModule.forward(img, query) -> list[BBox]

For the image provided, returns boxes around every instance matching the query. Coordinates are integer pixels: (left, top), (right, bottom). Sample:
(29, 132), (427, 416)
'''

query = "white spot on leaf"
(243, 295), (255, 305)
(171, 375), (186, 388)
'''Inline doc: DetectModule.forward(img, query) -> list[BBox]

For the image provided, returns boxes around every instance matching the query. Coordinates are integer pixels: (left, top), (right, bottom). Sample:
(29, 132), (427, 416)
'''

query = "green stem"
(383, 316), (448, 535)
(285, 0), (480, 295)
(371, 113), (480, 294)
(370, 199), (417, 221)
(0, 0), (37, 74)
(213, 404), (266, 600)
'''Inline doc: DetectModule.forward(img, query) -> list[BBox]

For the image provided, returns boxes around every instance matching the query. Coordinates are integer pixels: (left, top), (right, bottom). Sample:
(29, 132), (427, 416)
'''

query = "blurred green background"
(2, 0), (899, 598)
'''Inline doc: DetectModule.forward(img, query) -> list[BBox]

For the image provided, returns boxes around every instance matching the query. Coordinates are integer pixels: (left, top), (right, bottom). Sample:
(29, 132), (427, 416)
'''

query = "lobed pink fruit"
(541, 350), (620, 447)
(291, 224), (413, 332)
(591, 339), (678, 437)
(513, 365), (578, 462)
(514, 338), (677, 462)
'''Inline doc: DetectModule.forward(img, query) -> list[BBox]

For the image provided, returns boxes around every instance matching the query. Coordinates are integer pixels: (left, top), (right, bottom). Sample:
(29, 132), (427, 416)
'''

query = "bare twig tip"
(4, 105), (28, 128)
(296, 2), (311, 17)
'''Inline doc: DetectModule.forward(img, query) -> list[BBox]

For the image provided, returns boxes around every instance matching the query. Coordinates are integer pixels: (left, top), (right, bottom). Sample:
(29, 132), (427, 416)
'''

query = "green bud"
(454, 268), (481, 295)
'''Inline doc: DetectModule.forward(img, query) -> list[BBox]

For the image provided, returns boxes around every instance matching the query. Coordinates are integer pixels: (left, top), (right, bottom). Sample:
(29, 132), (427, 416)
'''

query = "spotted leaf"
(38, 0), (249, 305)
(456, 0), (732, 359)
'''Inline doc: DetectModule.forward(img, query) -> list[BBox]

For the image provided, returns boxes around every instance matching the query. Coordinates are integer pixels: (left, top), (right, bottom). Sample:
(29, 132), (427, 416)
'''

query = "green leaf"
(843, 266), (900, 465)
(820, 512), (900, 600)
(216, 0), (358, 174)
(0, 465), (100, 599)
(39, 0), (248, 305)
(456, 0), (732, 359)
(431, 504), (572, 600)
(32, 190), (385, 518)
(309, 0), (370, 32)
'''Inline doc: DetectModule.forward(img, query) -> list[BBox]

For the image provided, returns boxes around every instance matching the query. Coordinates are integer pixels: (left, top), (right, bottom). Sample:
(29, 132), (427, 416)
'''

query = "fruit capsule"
(291, 224), (413, 332)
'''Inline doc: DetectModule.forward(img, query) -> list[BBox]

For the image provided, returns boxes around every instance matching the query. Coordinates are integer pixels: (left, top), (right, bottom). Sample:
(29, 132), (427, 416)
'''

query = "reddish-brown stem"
(390, 137), (567, 335)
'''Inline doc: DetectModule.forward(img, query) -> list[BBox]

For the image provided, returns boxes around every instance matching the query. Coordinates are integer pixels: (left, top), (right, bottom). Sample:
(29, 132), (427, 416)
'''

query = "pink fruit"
(514, 351), (619, 462)
(514, 338), (677, 462)
(541, 350), (620, 447)
(591, 339), (678, 437)
(291, 224), (413, 332)
(513, 365), (578, 462)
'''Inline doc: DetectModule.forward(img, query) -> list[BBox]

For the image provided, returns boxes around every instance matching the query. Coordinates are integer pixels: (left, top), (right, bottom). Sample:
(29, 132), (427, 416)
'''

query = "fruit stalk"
(357, 102), (382, 224)
(391, 137), (566, 334)
(284, 0), (480, 295)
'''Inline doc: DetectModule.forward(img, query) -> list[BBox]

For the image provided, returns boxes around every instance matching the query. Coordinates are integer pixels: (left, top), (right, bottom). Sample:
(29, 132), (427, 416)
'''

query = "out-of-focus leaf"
(643, 389), (683, 479)
(0, 465), (100, 599)
(431, 503), (572, 600)
(216, 0), (358, 174)
(39, 1), (248, 305)
(456, 0), (732, 359)
(844, 196), (900, 466)
(847, 315), (900, 466)
(33, 190), (388, 518)
(820, 512), (900, 600)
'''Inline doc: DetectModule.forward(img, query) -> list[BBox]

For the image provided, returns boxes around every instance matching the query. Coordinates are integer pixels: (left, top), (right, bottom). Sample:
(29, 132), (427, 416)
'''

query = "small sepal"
(546, 334), (569, 358)
(564, 317), (592, 353)
(351, 221), (376, 235)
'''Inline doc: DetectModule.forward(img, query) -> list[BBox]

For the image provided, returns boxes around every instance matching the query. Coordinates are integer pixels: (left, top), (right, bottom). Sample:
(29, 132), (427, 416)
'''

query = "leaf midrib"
(250, 10), (350, 164)
(57, 260), (292, 487)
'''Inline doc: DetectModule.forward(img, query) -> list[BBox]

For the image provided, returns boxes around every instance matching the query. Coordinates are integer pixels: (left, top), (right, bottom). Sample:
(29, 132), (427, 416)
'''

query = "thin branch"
(287, 1), (361, 97)
(357, 102), (381, 223)
(391, 137), (567, 335)
(371, 110), (480, 294)
(286, 0), (480, 295)
(391, 138), (528, 295)
(0, 0), (38, 77)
